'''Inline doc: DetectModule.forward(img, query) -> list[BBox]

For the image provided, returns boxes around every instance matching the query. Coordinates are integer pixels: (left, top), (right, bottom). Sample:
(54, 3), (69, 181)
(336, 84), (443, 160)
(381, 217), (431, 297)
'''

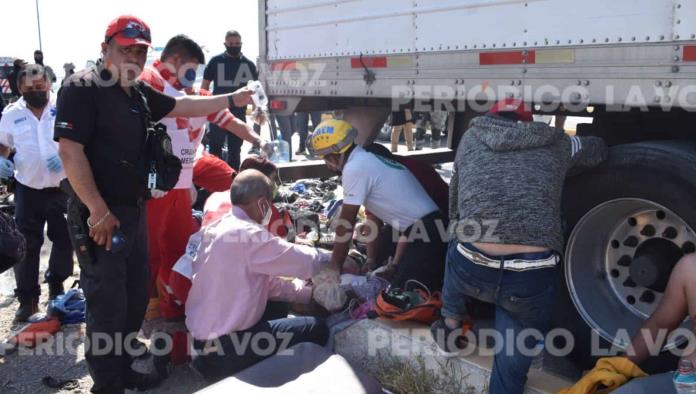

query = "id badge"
(148, 173), (157, 189)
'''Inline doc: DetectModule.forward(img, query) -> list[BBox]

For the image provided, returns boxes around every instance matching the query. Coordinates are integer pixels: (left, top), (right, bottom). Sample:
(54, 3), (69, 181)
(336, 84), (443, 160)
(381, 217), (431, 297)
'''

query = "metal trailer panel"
(260, 0), (696, 110)
(263, 43), (696, 110)
(265, 0), (693, 60)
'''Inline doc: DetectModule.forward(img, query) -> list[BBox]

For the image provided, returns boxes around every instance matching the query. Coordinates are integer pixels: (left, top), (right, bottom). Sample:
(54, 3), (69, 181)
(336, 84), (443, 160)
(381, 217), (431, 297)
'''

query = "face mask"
(258, 199), (272, 227)
(23, 90), (48, 109)
(179, 68), (197, 88)
(225, 45), (242, 57)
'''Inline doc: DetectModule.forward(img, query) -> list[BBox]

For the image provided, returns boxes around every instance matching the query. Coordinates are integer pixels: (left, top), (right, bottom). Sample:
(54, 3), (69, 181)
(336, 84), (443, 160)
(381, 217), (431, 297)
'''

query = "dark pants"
(13, 182), (73, 300)
(391, 211), (447, 291)
(208, 106), (248, 170)
(294, 112), (323, 152)
(442, 241), (559, 394)
(80, 204), (149, 394)
(192, 310), (328, 382)
(275, 114), (296, 154)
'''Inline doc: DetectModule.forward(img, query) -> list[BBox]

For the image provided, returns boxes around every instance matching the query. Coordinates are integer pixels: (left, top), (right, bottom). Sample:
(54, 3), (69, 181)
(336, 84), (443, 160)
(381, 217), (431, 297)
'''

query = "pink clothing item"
(185, 206), (325, 340)
(202, 191), (231, 227)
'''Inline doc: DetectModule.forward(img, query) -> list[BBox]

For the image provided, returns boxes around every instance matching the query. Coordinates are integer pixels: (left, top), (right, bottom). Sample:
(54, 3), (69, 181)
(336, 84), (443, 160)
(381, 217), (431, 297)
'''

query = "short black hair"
(225, 30), (241, 39)
(17, 64), (47, 86)
(34, 50), (43, 55)
(161, 35), (205, 64)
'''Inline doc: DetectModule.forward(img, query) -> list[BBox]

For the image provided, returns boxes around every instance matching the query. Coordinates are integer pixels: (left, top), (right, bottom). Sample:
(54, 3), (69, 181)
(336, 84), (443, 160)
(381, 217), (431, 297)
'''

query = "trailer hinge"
(359, 53), (376, 86)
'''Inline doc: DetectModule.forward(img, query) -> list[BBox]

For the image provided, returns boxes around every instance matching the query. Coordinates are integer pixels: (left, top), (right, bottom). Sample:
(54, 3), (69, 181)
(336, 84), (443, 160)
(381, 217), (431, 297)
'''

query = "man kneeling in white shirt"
(186, 169), (330, 382)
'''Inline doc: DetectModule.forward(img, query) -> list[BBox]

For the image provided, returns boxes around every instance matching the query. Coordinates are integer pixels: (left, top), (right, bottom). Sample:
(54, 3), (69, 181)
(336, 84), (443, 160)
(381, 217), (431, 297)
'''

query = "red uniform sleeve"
(194, 88), (236, 128)
(138, 68), (165, 92)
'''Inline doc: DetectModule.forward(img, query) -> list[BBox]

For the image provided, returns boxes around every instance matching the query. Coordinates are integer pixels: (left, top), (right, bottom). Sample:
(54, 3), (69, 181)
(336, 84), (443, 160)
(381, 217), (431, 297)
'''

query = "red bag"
(9, 317), (61, 348)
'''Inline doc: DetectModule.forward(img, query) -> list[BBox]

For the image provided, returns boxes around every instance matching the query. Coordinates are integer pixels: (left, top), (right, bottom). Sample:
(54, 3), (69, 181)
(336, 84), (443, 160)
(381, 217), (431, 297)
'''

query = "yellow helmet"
(307, 119), (358, 158)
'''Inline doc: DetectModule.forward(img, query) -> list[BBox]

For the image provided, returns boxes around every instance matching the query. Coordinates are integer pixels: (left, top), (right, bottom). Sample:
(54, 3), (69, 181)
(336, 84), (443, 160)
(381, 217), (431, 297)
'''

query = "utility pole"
(35, 0), (43, 52)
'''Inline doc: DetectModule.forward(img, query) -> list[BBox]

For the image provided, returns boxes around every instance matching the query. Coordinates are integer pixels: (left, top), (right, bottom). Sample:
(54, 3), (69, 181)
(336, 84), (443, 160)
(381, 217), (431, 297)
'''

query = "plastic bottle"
(246, 80), (268, 110)
(674, 359), (696, 394)
(263, 137), (290, 163)
(530, 338), (545, 371)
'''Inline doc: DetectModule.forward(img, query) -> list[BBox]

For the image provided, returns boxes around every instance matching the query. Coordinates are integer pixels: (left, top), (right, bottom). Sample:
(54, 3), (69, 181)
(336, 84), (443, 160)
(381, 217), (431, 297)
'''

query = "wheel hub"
(566, 198), (695, 349)
(629, 239), (682, 292)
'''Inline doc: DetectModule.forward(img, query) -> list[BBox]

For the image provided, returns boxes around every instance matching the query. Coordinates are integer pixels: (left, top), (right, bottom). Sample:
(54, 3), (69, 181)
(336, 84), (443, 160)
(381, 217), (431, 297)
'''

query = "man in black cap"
(55, 14), (253, 393)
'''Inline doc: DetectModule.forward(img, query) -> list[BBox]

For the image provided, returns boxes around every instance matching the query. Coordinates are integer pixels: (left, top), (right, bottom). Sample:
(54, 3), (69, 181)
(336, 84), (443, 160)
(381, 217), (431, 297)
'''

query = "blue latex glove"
(0, 157), (15, 179)
(47, 155), (63, 173)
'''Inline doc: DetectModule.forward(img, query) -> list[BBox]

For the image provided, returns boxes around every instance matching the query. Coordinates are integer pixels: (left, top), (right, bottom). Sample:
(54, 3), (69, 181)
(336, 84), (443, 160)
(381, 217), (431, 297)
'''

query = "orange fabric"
(192, 152), (235, 192)
(375, 289), (443, 325)
(155, 275), (184, 319)
(10, 317), (61, 347)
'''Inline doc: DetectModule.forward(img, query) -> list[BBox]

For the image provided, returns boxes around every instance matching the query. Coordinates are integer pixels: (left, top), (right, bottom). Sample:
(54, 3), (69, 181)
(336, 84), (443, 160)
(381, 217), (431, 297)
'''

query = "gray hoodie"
(450, 115), (608, 255)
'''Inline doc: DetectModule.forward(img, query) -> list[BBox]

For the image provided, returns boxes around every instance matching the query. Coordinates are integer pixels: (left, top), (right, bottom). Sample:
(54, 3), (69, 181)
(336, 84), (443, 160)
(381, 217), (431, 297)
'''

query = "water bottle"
(261, 128), (290, 163)
(674, 359), (696, 393)
(246, 80), (268, 110)
(264, 139), (290, 163)
(530, 339), (545, 371)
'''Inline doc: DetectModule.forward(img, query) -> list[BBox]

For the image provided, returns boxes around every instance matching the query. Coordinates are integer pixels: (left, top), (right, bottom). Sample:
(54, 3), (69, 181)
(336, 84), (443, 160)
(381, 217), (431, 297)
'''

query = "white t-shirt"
(0, 94), (65, 189)
(341, 146), (438, 231)
(158, 79), (207, 190)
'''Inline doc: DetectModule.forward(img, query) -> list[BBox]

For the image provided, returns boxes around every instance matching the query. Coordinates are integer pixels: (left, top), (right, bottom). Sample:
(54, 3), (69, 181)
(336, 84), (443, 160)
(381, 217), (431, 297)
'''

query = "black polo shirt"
(54, 67), (176, 205)
(203, 52), (258, 96)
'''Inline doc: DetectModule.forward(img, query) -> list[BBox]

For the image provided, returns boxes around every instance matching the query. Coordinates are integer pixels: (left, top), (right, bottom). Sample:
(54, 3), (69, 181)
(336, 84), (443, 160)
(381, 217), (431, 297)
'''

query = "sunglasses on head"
(106, 27), (151, 44)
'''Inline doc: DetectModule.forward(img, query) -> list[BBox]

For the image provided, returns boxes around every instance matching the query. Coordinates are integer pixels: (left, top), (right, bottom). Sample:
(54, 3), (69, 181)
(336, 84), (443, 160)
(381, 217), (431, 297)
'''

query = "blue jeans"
(442, 241), (559, 394)
(612, 372), (675, 393)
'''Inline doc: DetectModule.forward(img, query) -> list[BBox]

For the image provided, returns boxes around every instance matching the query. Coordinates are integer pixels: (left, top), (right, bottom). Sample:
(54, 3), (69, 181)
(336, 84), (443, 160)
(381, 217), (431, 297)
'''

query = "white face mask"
(258, 199), (272, 227)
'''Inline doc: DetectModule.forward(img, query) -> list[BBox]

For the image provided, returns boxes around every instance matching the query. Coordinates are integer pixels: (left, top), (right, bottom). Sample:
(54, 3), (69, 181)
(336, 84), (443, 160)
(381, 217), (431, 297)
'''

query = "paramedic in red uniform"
(138, 35), (264, 319)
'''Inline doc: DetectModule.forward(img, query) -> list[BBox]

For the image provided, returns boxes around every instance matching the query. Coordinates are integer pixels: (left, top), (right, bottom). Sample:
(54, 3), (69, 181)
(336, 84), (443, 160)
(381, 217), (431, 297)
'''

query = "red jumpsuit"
(139, 61), (237, 319)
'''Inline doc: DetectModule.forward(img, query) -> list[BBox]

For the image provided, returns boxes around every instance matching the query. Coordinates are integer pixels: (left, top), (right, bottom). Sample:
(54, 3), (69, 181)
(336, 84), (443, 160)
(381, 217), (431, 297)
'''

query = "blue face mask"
(179, 68), (197, 88)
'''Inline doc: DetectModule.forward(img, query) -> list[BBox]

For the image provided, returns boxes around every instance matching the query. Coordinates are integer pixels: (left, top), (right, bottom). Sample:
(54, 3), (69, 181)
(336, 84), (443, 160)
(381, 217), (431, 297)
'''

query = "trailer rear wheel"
(556, 141), (696, 372)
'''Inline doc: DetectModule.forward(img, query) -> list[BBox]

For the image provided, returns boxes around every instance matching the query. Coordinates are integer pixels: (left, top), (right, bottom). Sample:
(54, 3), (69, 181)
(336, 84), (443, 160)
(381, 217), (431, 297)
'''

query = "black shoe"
(130, 338), (149, 360)
(152, 334), (172, 379)
(430, 319), (469, 357)
(48, 282), (64, 301)
(295, 148), (307, 156)
(15, 298), (39, 323)
(124, 370), (163, 392)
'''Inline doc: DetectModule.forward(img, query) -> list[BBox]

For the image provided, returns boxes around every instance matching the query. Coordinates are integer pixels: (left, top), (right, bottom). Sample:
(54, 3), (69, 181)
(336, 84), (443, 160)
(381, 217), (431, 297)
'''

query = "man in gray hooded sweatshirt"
(432, 99), (608, 394)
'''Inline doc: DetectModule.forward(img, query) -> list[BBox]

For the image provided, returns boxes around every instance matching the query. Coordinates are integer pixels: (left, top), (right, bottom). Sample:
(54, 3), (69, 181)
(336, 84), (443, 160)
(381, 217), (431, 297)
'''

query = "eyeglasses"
(106, 27), (151, 44)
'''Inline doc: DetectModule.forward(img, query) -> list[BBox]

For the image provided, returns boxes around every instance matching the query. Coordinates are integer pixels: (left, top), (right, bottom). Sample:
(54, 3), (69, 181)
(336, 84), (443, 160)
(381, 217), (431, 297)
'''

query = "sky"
(2, 0), (261, 80)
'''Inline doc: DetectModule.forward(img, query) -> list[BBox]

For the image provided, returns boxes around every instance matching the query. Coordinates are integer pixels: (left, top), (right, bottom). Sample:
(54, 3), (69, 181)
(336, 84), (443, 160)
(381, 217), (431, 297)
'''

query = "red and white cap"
(104, 15), (152, 47)
(489, 98), (533, 122)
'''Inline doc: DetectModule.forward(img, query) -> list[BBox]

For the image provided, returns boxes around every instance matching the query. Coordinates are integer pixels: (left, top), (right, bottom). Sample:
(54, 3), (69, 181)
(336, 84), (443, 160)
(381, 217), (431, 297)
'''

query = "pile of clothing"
(275, 177), (363, 247)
